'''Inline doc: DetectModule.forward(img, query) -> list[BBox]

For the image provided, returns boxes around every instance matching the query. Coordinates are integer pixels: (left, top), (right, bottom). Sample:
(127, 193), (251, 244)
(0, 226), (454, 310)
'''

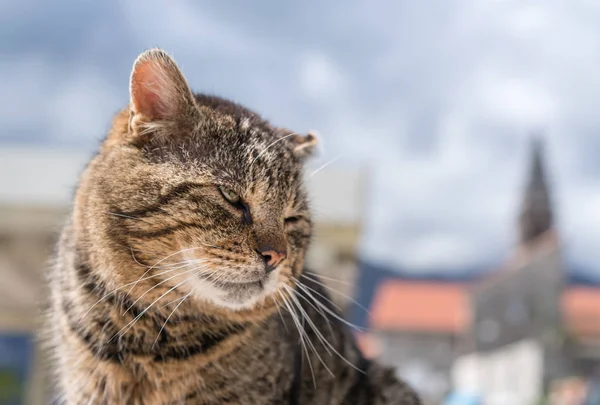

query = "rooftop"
(367, 276), (600, 338)
(370, 280), (470, 334)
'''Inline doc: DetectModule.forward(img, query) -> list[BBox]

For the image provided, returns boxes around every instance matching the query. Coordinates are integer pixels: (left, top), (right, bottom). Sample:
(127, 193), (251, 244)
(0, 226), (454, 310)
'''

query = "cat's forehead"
(192, 99), (301, 187)
(205, 124), (301, 194)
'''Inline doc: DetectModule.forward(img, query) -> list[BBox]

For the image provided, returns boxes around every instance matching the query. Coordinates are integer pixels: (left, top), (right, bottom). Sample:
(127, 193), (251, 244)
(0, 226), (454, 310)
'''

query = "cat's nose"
(260, 249), (287, 274)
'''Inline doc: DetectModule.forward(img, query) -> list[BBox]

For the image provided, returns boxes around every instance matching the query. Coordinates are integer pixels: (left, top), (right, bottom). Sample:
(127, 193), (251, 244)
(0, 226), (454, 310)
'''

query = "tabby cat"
(46, 49), (421, 405)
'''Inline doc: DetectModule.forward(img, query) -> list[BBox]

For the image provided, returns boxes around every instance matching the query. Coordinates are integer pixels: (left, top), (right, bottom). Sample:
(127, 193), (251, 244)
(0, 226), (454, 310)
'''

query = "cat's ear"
(293, 131), (319, 160)
(128, 48), (198, 134)
(277, 128), (319, 161)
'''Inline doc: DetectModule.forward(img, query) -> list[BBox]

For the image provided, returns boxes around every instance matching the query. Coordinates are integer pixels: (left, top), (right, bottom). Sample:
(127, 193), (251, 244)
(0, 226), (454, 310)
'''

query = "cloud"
(298, 52), (349, 101)
(45, 70), (122, 144)
(0, 53), (122, 146)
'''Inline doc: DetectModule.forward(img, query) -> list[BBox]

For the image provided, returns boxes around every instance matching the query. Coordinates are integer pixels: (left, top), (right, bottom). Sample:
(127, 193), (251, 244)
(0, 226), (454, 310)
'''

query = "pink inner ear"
(131, 61), (169, 120)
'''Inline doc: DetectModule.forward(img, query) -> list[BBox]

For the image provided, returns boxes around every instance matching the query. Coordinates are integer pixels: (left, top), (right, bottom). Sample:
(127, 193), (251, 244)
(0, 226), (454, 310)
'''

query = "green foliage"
(0, 368), (24, 402)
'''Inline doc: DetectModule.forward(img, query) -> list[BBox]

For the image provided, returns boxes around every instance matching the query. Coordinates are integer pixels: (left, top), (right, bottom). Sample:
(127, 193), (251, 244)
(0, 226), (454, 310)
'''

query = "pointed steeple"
(519, 136), (553, 244)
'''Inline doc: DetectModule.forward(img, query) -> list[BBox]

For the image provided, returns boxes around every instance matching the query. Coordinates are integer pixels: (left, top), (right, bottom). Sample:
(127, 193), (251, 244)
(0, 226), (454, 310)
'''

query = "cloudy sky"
(2, 0), (600, 278)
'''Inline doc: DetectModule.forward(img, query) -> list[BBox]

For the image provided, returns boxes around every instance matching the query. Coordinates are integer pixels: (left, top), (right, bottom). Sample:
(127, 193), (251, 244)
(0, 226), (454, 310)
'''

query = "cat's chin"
(189, 272), (279, 311)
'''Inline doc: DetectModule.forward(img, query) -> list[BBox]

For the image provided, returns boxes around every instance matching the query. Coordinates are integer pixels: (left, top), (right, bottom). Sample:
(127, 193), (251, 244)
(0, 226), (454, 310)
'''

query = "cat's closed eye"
(218, 185), (241, 205)
(218, 185), (252, 223)
(284, 216), (303, 225)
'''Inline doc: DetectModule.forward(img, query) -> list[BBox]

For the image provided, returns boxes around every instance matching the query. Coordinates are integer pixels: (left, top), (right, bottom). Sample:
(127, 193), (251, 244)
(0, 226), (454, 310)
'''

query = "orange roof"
(354, 331), (382, 359)
(369, 280), (470, 334)
(368, 279), (600, 338)
(562, 287), (600, 338)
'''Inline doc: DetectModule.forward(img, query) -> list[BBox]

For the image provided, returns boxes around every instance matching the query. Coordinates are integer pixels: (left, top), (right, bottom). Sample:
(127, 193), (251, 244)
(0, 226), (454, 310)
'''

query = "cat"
(46, 48), (421, 405)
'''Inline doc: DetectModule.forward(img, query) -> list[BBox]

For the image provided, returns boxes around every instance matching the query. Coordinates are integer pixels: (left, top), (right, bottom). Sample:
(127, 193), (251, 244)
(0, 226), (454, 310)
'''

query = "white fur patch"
(240, 118), (251, 131)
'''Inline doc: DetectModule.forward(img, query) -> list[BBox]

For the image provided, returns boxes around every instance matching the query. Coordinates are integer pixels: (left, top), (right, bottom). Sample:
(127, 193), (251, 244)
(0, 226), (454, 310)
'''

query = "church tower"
(519, 137), (553, 244)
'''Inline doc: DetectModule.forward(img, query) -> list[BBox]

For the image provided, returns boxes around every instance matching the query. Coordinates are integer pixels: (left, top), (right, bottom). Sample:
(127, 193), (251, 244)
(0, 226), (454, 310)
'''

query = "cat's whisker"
(292, 278), (360, 346)
(157, 267), (222, 310)
(196, 271), (228, 287)
(126, 247), (207, 300)
(193, 267), (250, 293)
(109, 273), (200, 343)
(301, 273), (371, 316)
(152, 289), (194, 348)
(282, 285), (335, 377)
(159, 295), (187, 309)
(201, 269), (236, 286)
(284, 284), (332, 341)
(279, 290), (317, 389)
(294, 279), (366, 333)
(249, 133), (299, 172)
(285, 284), (366, 375)
(123, 262), (209, 316)
(304, 271), (352, 287)
(114, 266), (224, 342)
(293, 277), (344, 313)
(131, 258), (196, 275)
(291, 279), (336, 344)
(278, 291), (302, 346)
(131, 253), (199, 271)
(273, 295), (290, 334)
(308, 154), (344, 178)
(77, 263), (207, 326)
(107, 212), (139, 220)
(130, 248), (151, 268)
(200, 269), (253, 287)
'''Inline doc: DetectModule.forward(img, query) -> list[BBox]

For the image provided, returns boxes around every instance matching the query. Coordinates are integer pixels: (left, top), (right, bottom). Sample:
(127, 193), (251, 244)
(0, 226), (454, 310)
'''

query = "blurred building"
(453, 140), (600, 405)
(303, 165), (369, 307)
(352, 263), (474, 403)
(358, 275), (470, 402)
(354, 139), (600, 405)
(0, 145), (366, 405)
(0, 147), (86, 405)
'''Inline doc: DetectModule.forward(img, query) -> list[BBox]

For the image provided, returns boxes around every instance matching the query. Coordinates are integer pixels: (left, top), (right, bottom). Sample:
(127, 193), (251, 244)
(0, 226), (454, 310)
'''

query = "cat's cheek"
(286, 249), (306, 276)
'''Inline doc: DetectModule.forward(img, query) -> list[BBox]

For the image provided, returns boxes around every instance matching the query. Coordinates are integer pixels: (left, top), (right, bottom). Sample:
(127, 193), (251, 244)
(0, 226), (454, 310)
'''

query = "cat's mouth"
(193, 271), (278, 310)
(219, 279), (265, 289)
(198, 274), (267, 290)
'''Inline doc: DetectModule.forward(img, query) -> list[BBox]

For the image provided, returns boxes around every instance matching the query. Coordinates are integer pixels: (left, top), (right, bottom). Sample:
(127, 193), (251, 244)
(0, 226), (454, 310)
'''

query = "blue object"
(444, 391), (482, 405)
(0, 333), (34, 405)
(584, 379), (600, 405)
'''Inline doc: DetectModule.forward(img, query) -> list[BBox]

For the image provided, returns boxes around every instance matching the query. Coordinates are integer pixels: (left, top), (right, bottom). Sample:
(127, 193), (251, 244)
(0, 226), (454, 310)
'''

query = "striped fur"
(46, 49), (421, 404)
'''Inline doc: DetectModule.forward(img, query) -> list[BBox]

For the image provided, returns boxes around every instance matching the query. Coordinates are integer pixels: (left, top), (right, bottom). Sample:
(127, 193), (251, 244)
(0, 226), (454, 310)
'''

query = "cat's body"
(46, 49), (421, 405)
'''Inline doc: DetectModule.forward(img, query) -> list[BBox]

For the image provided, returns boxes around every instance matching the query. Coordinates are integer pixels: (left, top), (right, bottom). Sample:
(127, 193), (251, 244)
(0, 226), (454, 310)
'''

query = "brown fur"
(46, 49), (421, 404)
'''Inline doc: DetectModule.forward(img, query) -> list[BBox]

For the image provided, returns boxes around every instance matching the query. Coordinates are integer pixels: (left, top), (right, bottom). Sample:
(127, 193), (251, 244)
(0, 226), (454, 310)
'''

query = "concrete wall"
(305, 223), (361, 309)
(0, 206), (63, 405)
(452, 338), (544, 405)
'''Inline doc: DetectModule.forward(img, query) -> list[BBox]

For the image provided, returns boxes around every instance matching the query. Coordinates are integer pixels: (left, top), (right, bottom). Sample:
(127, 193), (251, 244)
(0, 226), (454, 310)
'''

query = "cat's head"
(87, 49), (318, 311)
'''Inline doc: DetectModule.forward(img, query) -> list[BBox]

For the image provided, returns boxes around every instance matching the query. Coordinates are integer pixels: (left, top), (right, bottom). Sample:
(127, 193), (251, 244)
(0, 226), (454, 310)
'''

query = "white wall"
(0, 146), (91, 206)
(452, 339), (544, 405)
